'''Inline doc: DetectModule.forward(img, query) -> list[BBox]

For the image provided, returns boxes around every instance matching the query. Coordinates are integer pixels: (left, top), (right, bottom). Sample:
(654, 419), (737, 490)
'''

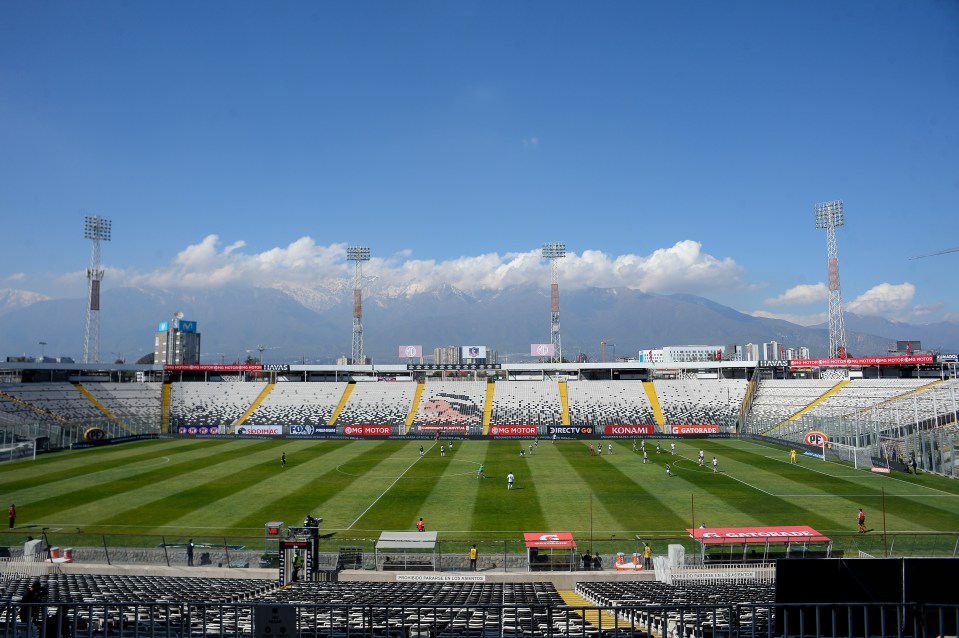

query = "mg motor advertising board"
(489, 425), (538, 437)
(343, 425), (392, 437)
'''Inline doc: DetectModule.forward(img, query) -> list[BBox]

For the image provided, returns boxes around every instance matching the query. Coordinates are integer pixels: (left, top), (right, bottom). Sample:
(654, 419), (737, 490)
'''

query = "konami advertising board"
(603, 425), (655, 437)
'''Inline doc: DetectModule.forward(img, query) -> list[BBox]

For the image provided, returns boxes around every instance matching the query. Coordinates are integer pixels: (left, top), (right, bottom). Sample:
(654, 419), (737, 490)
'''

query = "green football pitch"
(3, 437), (959, 556)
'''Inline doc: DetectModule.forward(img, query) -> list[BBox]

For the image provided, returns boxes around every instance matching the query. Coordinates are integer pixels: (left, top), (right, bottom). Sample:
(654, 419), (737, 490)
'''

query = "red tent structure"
(687, 526), (832, 563)
(523, 532), (577, 572)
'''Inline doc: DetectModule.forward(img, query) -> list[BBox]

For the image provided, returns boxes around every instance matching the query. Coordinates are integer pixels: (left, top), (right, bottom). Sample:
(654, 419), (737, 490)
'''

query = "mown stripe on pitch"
(16, 440), (281, 525)
(227, 439), (389, 530)
(388, 439), (487, 533)
(0, 438), (228, 491)
(347, 441), (460, 531)
(97, 440), (353, 529)
(469, 441), (548, 536)
(555, 441), (690, 532)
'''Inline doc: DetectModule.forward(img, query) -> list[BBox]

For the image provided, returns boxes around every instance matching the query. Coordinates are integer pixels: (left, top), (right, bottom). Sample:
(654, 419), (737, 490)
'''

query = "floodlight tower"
(82, 215), (111, 364)
(347, 246), (371, 365)
(815, 201), (848, 358)
(542, 242), (566, 363)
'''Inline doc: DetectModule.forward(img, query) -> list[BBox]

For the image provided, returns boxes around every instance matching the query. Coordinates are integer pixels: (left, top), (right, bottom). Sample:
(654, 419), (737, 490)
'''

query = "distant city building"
(154, 318), (201, 365)
(744, 343), (760, 361)
(643, 345), (726, 364)
(432, 346), (497, 365)
(762, 341), (783, 361)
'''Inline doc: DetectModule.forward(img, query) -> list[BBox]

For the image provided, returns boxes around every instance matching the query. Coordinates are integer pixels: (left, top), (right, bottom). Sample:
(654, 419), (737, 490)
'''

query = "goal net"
(0, 440), (36, 464)
(826, 441), (874, 470)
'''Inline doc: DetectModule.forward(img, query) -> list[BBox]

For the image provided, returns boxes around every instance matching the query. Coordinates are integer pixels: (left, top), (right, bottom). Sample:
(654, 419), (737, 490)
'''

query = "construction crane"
(601, 339), (615, 363)
(910, 246), (959, 260)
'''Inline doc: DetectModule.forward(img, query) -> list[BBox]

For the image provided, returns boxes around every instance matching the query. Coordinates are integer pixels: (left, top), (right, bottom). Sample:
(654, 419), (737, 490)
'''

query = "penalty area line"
(347, 443), (434, 530)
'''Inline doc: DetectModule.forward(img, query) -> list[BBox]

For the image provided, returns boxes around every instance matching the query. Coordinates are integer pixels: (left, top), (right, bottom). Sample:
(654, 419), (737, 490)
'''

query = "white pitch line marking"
(347, 443), (435, 530)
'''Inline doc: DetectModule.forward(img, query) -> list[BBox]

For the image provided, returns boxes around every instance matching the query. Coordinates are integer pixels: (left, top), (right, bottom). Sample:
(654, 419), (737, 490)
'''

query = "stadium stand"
(169, 382), (266, 429)
(488, 382), (563, 427)
(80, 382), (163, 430)
(802, 378), (933, 418)
(565, 381), (655, 427)
(653, 380), (747, 426)
(0, 383), (103, 425)
(743, 379), (840, 431)
(245, 382), (348, 426)
(409, 381), (486, 434)
(333, 382), (418, 428)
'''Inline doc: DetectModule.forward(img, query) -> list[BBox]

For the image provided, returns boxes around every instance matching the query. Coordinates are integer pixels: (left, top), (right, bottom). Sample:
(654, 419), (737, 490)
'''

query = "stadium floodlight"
(542, 242), (567, 363)
(541, 242), (566, 260)
(84, 215), (112, 241)
(347, 246), (372, 364)
(346, 246), (371, 262)
(814, 201), (848, 359)
(814, 201), (844, 229)
(82, 215), (112, 363)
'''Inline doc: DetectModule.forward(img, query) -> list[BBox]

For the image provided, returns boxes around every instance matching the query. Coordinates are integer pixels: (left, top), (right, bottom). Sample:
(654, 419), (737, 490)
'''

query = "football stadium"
(2, 358), (959, 638)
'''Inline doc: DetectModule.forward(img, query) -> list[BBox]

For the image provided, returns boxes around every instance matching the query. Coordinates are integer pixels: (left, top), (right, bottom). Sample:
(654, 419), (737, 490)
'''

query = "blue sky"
(2, 1), (957, 325)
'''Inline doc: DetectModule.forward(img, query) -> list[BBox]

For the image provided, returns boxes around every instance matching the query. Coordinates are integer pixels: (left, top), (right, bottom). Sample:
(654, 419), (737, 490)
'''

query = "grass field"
(3, 437), (959, 557)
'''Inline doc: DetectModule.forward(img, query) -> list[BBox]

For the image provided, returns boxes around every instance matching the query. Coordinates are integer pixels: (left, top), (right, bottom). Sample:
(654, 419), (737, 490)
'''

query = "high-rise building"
(154, 316), (201, 365)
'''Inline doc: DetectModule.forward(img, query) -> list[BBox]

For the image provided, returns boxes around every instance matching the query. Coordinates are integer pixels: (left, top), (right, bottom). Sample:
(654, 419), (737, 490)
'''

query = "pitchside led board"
(462, 346), (487, 360)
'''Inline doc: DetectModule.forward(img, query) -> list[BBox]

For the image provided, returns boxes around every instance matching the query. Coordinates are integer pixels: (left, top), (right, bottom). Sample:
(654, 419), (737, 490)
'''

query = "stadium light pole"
(347, 246), (371, 365)
(815, 201), (848, 359)
(542, 242), (566, 363)
(82, 215), (111, 364)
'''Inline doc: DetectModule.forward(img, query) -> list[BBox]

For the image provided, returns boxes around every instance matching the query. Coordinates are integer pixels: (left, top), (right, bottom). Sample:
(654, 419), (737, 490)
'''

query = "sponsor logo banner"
(262, 364), (290, 372)
(417, 424), (470, 433)
(604, 425), (655, 436)
(791, 355), (935, 367)
(407, 364), (501, 371)
(671, 424), (719, 434)
(84, 427), (107, 442)
(547, 426), (593, 436)
(688, 525), (830, 544)
(235, 425), (282, 436)
(804, 430), (829, 446)
(462, 345), (487, 359)
(178, 425), (221, 435)
(939, 354), (959, 363)
(289, 424), (337, 436)
(530, 343), (556, 357)
(759, 360), (791, 367)
(399, 345), (423, 358)
(177, 320), (197, 333)
(523, 532), (576, 548)
(397, 574), (486, 582)
(343, 425), (392, 437)
(166, 364), (263, 372)
(489, 425), (538, 437)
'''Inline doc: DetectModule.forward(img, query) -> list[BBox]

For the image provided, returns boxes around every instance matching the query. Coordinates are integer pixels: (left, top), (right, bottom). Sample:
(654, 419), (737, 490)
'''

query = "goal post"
(0, 440), (36, 463)
(826, 441), (874, 470)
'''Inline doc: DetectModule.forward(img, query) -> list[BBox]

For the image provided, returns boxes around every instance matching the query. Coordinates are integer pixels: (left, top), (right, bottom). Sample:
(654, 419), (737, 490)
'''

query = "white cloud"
(523, 137), (539, 148)
(847, 283), (915, 317)
(5, 272), (26, 282)
(764, 282), (828, 306)
(751, 309), (828, 326)
(105, 236), (745, 296)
